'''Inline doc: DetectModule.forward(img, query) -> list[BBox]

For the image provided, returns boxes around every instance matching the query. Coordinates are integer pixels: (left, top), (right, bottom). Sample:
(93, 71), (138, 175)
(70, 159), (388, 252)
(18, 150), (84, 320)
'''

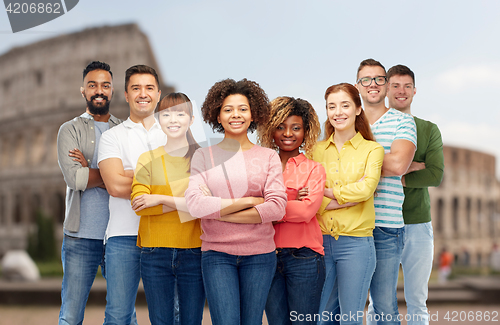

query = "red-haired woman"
(312, 83), (384, 325)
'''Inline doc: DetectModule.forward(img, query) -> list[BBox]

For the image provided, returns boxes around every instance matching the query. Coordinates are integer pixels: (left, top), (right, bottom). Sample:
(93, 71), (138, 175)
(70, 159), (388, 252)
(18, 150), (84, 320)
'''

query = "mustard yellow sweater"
(131, 146), (202, 248)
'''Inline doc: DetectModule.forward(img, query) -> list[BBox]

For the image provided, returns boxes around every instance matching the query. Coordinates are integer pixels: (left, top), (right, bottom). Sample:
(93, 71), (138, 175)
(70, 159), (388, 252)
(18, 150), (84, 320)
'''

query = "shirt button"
(87, 159), (90, 162)
(336, 170), (338, 172)
(91, 141), (94, 143)
(91, 127), (94, 129)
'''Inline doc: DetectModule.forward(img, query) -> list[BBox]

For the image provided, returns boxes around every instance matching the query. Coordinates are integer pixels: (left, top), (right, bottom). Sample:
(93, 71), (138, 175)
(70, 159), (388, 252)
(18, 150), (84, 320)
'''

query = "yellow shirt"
(131, 146), (202, 248)
(311, 132), (384, 239)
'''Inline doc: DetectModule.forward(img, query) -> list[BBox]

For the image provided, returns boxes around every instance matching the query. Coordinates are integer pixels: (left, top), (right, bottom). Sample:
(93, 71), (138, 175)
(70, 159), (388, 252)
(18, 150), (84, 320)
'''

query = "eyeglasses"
(357, 76), (387, 87)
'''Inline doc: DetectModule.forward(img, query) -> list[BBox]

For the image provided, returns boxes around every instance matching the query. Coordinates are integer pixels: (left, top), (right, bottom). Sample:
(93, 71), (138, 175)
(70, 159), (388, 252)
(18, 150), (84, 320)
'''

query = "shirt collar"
(79, 112), (120, 126)
(79, 112), (92, 123)
(349, 132), (364, 149)
(326, 132), (364, 150)
(123, 117), (161, 130)
(287, 153), (307, 166)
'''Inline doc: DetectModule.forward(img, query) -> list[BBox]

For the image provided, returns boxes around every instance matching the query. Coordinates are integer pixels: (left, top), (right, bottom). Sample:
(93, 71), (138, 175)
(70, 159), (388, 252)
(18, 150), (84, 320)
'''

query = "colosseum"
(0, 24), (499, 268)
(430, 146), (500, 267)
(0, 23), (173, 254)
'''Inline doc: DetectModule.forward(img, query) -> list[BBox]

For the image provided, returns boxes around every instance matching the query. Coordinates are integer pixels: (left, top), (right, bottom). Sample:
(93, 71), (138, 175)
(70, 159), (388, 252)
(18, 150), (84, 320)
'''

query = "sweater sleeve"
(283, 163), (326, 223)
(333, 145), (384, 205)
(254, 151), (287, 223)
(130, 153), (164, 216)
(185, 149), (222, 219)
(404, 123), (444, 188)
(57, 121), (89, 191)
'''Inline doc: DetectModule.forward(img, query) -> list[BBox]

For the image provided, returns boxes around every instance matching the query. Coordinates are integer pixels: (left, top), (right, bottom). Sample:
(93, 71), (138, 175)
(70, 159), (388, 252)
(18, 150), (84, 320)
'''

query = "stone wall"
(0, 23), (173, 255)
(430, 146), (500, 267)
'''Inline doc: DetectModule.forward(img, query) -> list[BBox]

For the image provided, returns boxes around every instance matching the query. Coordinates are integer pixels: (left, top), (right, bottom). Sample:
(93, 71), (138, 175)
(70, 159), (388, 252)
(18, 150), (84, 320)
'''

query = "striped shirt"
(370, 108), (417, 228)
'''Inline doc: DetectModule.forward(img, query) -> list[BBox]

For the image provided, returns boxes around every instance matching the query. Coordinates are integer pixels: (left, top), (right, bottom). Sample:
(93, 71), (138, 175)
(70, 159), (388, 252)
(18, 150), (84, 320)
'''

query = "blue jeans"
(367, 227), (405, 325)
(141, 247), (205, 325)
(319, 235), (376, 325)
(401, 222), (434, 325)
(202, 250), (276, 325)
(59, 235), (105, 325)
(104, 236), (141, 325)
(265, 247), (325, 325)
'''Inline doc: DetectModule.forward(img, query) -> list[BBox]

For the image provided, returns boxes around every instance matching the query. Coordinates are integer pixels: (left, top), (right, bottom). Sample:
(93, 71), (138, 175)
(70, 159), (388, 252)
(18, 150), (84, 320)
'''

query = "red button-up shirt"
(274, 153), (326, 254)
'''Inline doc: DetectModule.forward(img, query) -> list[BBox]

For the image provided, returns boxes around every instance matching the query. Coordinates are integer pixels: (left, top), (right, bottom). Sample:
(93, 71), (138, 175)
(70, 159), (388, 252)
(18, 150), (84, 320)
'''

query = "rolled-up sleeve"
(254, 152), (287, 223)
(57, 122), (89, 191)
(185, 150), (222, 219)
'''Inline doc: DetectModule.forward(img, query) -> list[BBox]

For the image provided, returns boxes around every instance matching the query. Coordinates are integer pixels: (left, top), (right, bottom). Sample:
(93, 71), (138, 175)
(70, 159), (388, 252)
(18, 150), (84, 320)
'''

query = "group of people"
(57, 58), (444, 325)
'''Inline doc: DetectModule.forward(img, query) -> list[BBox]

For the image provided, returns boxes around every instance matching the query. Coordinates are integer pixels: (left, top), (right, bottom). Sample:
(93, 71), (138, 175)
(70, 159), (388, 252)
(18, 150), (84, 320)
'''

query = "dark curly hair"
(258, 96), (321, 156)
(201, 78), (269, 133)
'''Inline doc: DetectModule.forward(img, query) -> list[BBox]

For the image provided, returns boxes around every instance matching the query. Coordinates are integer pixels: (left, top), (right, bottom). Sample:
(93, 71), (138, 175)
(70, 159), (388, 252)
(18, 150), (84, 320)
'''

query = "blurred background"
(0, 1), (499, 323)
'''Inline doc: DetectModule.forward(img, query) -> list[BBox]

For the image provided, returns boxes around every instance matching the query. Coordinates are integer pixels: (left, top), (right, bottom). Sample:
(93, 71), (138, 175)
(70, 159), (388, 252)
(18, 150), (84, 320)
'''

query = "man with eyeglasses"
(387, 64), (444, 325)
(355, 59), (417, 325)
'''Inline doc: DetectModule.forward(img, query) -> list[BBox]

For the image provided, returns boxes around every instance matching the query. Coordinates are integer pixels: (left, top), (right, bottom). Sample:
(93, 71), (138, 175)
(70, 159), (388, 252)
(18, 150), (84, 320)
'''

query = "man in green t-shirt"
(387, 64), (444, 325)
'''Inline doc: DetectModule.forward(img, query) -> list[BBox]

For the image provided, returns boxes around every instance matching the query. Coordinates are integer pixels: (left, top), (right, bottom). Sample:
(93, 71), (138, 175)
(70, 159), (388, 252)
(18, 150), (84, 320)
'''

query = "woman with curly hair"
(184, 78), (287, 325)
(258, 97), (326, 325)
(130, 92), (205, 325)
(312, 83), (384, 325)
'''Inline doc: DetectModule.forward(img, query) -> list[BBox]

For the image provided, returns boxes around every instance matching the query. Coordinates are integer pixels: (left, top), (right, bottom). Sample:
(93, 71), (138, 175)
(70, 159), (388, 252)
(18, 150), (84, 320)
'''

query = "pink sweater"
(185, 144), (287, 255)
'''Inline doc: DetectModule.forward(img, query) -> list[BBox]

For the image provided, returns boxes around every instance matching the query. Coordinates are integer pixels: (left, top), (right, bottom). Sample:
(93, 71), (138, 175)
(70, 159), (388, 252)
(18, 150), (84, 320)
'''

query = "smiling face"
(159, 106), (194, 140)
(81, 69), (113, 116)
(387, 74), (416, 112)
(326, 90), (361, 134)
(124, 73), (161, 121)
(356, 65), (387, 106)
(273, 115), (304, 155)
(217, 94), (253, 137)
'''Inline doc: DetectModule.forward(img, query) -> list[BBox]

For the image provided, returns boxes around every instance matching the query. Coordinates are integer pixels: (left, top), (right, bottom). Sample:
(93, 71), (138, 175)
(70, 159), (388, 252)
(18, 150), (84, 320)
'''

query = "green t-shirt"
(402, 116), (444, 224)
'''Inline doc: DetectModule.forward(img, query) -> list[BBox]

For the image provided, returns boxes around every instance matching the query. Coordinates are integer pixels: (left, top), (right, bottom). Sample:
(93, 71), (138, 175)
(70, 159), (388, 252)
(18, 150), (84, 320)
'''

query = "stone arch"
(489, 201), (495, 238)
(477, 198), (483, 235)
(452, 197), (459, 236)
(466, 197), (472, 231)
(31, 193), (42, 223)
(436, 198), (444, 234)
(14, 193), (23, 224)
(1, 136), (10, 168)
(30, 128), (46, 166)
(13, 134), (26, 167)
(0, 194), (5, 225)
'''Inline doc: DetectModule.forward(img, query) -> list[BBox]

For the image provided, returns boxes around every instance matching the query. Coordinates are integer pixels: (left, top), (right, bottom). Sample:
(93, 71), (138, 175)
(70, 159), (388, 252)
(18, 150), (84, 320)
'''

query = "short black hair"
(387, 64), (415, 85)
(83, 61), (112, 80)
(124, 65), (160, 92)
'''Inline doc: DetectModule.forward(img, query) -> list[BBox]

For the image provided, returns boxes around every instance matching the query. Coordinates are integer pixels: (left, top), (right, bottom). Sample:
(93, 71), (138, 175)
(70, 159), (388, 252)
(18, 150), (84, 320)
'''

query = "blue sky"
(2, 0), (500, 174)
